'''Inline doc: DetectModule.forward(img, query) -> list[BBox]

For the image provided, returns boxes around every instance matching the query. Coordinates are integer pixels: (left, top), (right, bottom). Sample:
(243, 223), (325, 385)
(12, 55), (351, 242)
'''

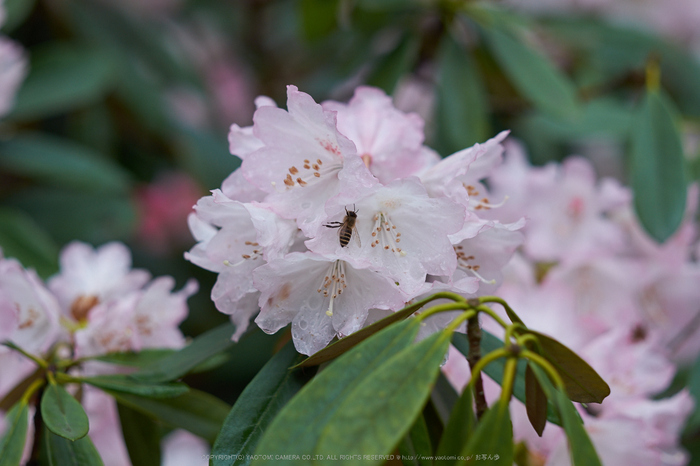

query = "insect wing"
(352, 225), (361, 248)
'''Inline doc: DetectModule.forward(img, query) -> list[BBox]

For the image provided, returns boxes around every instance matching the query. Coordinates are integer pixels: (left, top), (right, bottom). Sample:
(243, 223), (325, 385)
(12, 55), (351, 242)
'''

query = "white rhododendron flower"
(187, 85), (524, 355)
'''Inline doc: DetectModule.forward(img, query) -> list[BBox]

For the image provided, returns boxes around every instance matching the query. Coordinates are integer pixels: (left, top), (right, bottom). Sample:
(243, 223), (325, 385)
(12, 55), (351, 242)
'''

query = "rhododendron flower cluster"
(186, 85), (524, 355)
(0, 242), (203, 465)
(444, 142), (700, 465)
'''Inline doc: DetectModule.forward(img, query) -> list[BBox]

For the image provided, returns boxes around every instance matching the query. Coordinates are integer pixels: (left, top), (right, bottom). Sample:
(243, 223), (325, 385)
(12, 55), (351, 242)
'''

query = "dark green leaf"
(431, 372), (460, 425)
(212, 343), (313, 466)
(41, 383), (89, 440)
(452, 332), (562, 425)
(311, 332), (449, 462)
(683, 351), (700, 432)
(436, 385), (474, 464)
(118, 404), (161, 466)
(0, 208), (58, 279)
(0, 401), (29, 466)
(299, 0), (339, 41)
(367, 34), (420, 95)
(529, 364), (602, 466)
(525, 330), (610, 404)
(436, 35), (490, 154)
(42, 426), (104, 466)
(9, 43), (115, 121)
(93, 349), (176, 368)
(630, 91), (687, 243)
(80, 375), (189, 399)
(525, 364), (547, 437)
(458, 400), (513, 466)
(108, 389), (229, 443)
(295, 299), (428, 367)
(1, 0), (36, 33)
(0, 133), (132, 194)
(398, 414), (433, 466)
(131, 322), (236, 384)
(252, 319), (421, 462)
(483, 26), (579, 120)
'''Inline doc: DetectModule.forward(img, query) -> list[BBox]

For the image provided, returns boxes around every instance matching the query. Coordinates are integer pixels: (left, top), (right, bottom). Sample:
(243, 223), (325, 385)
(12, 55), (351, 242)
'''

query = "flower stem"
(520, 349), (566, 392)
(2, 341), (48, 369)
(499, 357), (518, 404)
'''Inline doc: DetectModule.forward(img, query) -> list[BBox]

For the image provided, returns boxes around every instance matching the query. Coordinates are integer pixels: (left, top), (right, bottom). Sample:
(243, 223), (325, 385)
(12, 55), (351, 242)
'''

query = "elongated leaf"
(296, 301), (426, 367)
(431, 372), (460, 425)
(108, 389), (229, 443)
(0, 208), (59, 279)
(684, 351), (700, 432)
(299, 0), (339, 41)
(484, 26), (579, 120)
(0, 133), (132, 194)
(452, 332), (562, 425)
(436, 35), (489, 154)
(1, 0), (37, 32)
(252, 319), (421, 462)
(311, 333), (449, 462)
(398, 414), (433, 466)
(630, 91), (687, 243)
(42, 427), (104, 466)
(212, 343), (313, 466)
(131, 322), (236, 383)
(93, 349), (176, 368)
(529, 365), (602, 466)
(525, 330), (610, 404)
(458, 400), (513, 466)
(80, 375), (188, 399)
(9, 43), (115, 121)
(436, 385), (474, 464)
(367, 34), (420, 95)
(41, 383), (89, 440)
(118, 404), (161, 466)
(0, 402), (29, 466)
(525, 364), (547, 437)
(0, 367), (45, 411)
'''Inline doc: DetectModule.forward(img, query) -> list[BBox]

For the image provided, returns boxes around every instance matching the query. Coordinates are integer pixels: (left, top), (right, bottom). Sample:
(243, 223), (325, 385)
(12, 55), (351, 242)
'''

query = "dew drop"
(298, 320), (308, 330)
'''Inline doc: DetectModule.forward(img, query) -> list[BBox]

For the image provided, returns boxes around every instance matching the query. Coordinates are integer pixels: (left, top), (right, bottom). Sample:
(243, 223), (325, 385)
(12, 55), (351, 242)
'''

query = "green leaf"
(131, 322), (236, 384)
(398, 414), (433, 466)
(42, 426), (104, 466)
(436, 385), (474, 464)
(452, 332), (562, 425)
(458, 400), (513, 466)
(0, 208), (59, 279)
(41, 383), (90, 440)
(0, 367), (45, 412)
(299, 0), (339, 41)
(9, 43), (115, 121)
(212, 343), (313, 466)
(683, 351), (700, 432)
(108, 389), (229, 444)
(483, 26), (579, 120)
(252, 319), (421, 462)
(80, 375), (189, 399)
(525, 364), (547, 437)
(0, 401), (29, 466)
(435, 35), (490, 154)
(431, 372), (459, 425)
(1, 0), (36, 33)
(312, 332), (450, 462)
(529, 365), (602, 466)
(118, 404), (161, 466)
(0, 133), (132, 194)
(93, 349), (176, 368)
(295, 300), (427, 367)
(367, 34), (420, 95)
(630, 91), (687, 243)
(525, 330), (610, 404)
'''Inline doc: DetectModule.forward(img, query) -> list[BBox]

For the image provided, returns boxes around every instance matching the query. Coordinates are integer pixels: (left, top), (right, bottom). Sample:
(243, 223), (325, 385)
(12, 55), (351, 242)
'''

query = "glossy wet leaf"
(108, 389), (229, 444)
(630, 91), (687, 243)
(42, 426), (104, 466)
(525, 330), (610, 404)
(252, 319), (421, 463)
(525, 363), (547, 437)
(436, 385), (474, 464)
(41, 383), (89, 440)
(118, 404), (161, 466)
(458, 400), (513, 466)
(212, 344), (313, 466)
(80, 375), (189, 399)
(0, 402), (29, 466)
(484, 26), (579, 120)
(131, 322), (236, 383)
